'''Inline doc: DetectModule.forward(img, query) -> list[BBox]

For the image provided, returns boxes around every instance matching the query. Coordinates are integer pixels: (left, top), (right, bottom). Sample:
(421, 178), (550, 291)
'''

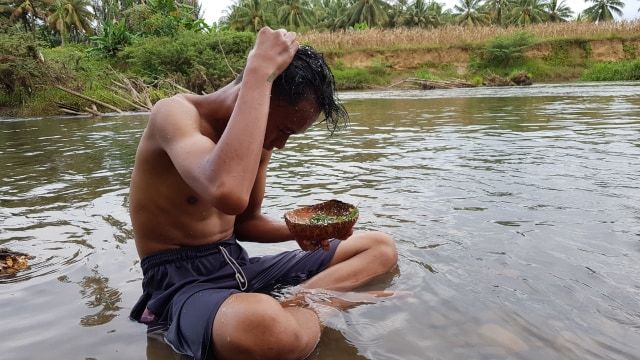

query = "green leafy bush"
(123, 4), (154, 34)
(478, 32), (534, 68)
(90, 20), (135, 57)
(0, 32), (57, 104)
(353, 22), (369, 31)
(122, 2), (203, 37)
(119, 31), (254, 92)
(141, 13), (180, 37)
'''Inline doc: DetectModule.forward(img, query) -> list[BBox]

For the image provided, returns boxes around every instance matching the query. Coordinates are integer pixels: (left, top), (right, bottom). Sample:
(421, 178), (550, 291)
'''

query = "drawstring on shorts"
(219, 246), (248, 291)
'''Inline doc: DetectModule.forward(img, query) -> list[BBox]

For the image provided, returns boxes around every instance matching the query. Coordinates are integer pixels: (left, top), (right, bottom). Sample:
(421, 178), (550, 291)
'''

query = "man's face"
(263, 97), (320, 151)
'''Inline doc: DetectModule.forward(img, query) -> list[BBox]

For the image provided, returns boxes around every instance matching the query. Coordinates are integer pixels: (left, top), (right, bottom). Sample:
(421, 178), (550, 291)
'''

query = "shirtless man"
(128, 27), (398, 360)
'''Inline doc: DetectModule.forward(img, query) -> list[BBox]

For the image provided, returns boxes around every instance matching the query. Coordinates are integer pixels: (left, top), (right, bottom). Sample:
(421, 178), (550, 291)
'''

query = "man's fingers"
(284, 31), (296, 43)
(289, 40), (299, 55)
(322, 241), (330, 251)
(306, 240), (318, 251)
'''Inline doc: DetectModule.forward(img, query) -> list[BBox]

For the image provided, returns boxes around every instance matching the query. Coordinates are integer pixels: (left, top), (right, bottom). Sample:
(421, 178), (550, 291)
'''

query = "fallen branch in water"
(110, 73), (153, 110)
(54, 85), (123, 113)
(387, 77), (476, 90)
(107, 89), (150, 112)
(56, 101), (103, 116)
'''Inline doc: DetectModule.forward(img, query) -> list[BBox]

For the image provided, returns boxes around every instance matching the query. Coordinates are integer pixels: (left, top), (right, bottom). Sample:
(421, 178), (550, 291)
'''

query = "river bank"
(2, 22), (639, 118)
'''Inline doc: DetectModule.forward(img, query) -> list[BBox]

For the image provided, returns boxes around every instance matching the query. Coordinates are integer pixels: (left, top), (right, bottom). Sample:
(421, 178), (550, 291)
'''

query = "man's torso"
(129, 96), (267, 258)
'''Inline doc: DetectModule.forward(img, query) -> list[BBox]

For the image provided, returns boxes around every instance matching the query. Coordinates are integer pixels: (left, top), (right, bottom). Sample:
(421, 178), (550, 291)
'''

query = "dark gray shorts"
(130, 236), (340, 360)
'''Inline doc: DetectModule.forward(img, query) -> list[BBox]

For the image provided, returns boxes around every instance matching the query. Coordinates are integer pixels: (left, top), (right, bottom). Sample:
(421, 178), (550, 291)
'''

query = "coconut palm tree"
(344, 0), (390, 28)
(430, 1), (455, 24)
(485, 0), (511, 25)
(46, 0), (94, 45)
(386, 0), (408, 27)
(405, 0), (439, 28)
(313, 0), (349, 30)
(508, 0), (547, 25)
(4, 0), (51, 32)
(277, 0), (315, 30)
(582, 0), (624, 22)
(227, 0), (273, 32)
(545, 0), (573, 21)
(453, 0), (488, 26)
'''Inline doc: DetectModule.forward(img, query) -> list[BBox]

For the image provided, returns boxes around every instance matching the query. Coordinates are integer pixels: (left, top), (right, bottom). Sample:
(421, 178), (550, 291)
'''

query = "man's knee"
(214, 294), (311, 360)
(367, 231), (398, 271)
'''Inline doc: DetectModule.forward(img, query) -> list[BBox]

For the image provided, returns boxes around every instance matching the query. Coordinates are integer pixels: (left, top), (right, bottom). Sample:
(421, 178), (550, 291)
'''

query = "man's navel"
(186, 195), (198, 205)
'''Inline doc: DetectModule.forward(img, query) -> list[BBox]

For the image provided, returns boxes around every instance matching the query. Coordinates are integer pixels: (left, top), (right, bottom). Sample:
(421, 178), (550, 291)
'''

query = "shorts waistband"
(140, 236), (237, 273)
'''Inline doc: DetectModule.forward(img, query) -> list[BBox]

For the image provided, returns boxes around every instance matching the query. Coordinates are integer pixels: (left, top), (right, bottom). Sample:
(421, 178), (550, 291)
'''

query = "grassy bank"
(318, 22), (640, 89)
(581, 59), (640, 81)
(2, 22), (640, 117)
(1, 31), (254, 117)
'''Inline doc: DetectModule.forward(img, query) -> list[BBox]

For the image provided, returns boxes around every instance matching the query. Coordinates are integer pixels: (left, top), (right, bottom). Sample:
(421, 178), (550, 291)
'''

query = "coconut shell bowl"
(284, 200), (359, 241)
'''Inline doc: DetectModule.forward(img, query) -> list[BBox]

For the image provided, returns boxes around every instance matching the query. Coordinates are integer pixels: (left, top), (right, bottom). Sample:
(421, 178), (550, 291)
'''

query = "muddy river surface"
(1, 82), (640, 359)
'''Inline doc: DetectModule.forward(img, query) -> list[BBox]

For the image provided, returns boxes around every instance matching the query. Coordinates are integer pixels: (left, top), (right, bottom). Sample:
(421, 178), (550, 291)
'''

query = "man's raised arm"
(151, 27), (298, 215)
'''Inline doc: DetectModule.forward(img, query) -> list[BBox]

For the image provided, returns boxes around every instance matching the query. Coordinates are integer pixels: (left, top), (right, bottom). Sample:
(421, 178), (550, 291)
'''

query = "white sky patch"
(200, 0), (639, 25)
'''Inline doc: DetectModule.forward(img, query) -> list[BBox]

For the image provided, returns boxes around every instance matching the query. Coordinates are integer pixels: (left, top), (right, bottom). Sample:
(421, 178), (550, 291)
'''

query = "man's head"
(270, 45), (349, 132)
(236, 45), (349, 150)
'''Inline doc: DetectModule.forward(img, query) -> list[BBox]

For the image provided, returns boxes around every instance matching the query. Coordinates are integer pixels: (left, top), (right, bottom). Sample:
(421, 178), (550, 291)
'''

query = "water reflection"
(78, 267), (123, 326)
(1, 83), (640, 359)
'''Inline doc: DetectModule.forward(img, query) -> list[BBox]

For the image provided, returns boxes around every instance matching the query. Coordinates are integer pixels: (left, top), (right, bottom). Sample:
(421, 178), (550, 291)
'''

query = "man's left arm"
(234, 151), (292, 243)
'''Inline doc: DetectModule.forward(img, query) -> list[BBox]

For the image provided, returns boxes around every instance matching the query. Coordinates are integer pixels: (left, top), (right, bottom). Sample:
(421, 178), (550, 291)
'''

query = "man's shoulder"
(150, 95), (199, 124)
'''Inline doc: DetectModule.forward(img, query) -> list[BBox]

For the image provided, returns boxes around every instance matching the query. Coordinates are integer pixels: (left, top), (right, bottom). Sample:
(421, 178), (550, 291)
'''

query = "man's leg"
(213, 292), (321, 360)
(211, 231), (397, 360)
(302, 231), (398, 291)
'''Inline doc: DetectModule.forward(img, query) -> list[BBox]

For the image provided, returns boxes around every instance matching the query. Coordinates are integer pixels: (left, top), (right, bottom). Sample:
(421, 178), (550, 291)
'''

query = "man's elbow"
(209, 186), (250, 215)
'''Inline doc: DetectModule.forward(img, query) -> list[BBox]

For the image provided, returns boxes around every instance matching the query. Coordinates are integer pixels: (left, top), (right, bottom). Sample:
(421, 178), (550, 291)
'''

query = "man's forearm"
(235, 214), (293, 243)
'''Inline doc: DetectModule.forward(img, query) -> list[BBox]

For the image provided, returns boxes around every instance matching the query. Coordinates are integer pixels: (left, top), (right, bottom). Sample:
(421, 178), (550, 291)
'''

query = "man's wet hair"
(235, 45), (349, 133)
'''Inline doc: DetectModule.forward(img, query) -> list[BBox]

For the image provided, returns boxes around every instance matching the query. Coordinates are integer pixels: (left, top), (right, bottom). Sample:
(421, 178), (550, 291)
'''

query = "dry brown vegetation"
(301, 21), (640, 53)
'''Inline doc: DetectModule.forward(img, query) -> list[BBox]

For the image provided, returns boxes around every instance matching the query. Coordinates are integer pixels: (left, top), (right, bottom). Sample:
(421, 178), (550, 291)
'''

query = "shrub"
(123, 4), (154, 34)
(141, 13), (180, 37)
(90, 20), (135, 57)
(0, 32), (58, 104)
(119, 31), (255, 92)
(480, 32), (534, 68)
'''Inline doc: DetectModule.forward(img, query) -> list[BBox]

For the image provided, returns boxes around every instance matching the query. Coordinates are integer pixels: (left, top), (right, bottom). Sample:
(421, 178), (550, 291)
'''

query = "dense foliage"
(120, 31), (254, 92)
(478, 31), (534, 67)
(0, 30), (62, 104)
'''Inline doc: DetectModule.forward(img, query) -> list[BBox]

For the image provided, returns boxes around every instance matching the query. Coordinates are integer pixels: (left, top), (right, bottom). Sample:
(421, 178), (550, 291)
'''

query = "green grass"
(581, 60), (640, 81)
(472, 60), (584, 82)
(414, 63), (460, 80)
(331, 59), (391, 90)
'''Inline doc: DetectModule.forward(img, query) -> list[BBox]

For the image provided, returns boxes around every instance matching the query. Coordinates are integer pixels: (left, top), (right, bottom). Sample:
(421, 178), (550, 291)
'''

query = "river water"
(1, 82), (639, 359)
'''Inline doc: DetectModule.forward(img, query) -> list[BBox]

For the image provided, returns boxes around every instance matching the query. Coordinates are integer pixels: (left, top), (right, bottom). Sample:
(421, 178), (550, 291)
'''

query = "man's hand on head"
(246, 27), (299, 84)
